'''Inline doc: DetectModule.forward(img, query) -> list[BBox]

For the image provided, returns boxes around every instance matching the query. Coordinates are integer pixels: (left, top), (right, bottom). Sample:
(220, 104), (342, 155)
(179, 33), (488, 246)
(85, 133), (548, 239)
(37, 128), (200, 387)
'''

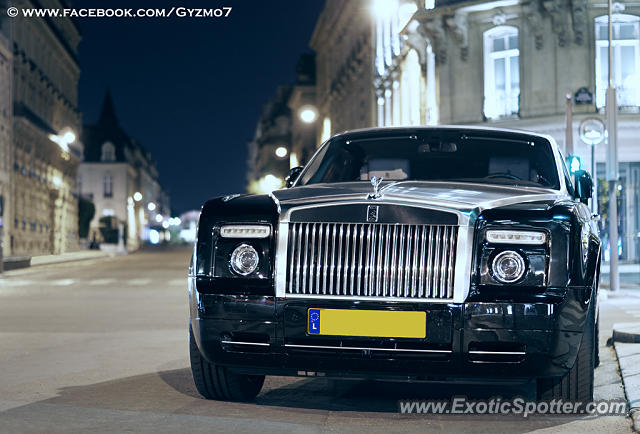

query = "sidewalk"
(609, 289), (640, 431)
(29, 250), (113, 267)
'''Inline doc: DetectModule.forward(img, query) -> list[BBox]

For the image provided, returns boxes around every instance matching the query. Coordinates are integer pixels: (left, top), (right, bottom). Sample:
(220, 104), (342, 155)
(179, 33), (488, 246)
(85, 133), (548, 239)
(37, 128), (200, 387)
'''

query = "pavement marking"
(0, 280), (33, 287)
(51, 279), (74, 286)
(88, 278), (116, 286)
(128, 278), (152, 286)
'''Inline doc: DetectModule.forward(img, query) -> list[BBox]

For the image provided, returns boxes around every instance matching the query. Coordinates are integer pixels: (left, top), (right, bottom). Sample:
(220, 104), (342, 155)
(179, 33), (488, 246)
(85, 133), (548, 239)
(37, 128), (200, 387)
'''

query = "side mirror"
(574, 170), (593, 204)
(285, 166), (304, 188)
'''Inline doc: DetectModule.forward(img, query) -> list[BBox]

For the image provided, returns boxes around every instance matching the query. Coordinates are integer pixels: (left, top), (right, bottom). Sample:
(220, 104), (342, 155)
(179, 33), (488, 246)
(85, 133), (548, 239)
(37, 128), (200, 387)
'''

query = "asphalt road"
(0, 246), (633, 433)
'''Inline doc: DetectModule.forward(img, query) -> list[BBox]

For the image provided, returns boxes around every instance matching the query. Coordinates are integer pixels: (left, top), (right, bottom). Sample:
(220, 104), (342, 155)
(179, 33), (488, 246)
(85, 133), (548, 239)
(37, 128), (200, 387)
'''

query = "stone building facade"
(80, 92), (170, 250)
(7, 0), (82, 256)
(312, 0), (640, 262)
(0, 3), (12, 260)
(247, 54), (318, 193)
(310, 0), (376, 144)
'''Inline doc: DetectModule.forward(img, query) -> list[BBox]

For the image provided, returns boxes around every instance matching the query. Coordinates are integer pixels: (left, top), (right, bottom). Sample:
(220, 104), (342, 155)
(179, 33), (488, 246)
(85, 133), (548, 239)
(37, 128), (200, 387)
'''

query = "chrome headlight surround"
(491, 250), (527, 283)
(229, 243), (260, 276)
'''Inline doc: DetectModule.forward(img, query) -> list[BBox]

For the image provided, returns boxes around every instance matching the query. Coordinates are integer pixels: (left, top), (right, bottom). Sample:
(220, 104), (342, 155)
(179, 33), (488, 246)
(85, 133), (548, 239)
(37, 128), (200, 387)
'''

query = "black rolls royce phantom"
(188, 126), (600, 403)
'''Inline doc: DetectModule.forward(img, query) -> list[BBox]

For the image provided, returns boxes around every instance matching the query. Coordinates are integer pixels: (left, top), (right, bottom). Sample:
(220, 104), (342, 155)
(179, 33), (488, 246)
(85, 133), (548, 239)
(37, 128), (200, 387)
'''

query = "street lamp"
(155, 214), (163, 223)
(48, 127), (76, 152)
(298, 106), (318, 124)
(147, 202), (156, 211)
(133, 192), (143, 202)
(275, 146), (288, 158)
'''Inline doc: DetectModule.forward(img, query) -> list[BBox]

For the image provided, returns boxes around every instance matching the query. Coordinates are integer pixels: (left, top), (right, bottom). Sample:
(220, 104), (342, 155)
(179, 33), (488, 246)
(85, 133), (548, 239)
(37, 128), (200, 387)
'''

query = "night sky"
(77, 0), (325, 214)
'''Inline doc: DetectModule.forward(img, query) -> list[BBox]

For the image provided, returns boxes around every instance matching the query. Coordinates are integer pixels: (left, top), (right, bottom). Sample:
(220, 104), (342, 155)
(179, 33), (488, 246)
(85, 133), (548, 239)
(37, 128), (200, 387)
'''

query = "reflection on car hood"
(270, 181), (569, 213)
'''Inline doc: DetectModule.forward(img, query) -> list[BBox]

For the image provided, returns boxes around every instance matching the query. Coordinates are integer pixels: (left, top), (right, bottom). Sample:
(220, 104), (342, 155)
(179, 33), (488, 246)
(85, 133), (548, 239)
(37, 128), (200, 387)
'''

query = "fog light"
(491, 250), (526, 283)
(230, 244), (259, 276)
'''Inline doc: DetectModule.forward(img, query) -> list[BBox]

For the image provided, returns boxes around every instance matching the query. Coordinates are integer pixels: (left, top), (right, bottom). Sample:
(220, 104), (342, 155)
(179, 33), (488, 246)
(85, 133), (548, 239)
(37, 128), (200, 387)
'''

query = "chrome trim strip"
(295, 223), (303, 293)
(282, 293), (454, 303)
(275, 193), (566, 213)
(329, 223), (336, 295)
(426, 226), (434, 298)
(284, 343), (452, 354)
(418, 226), (427, 298)
(221, 340), (270, 347)
(288, 223), (297, 294)
(447, 227), (457, 299)
(468, 350), (526, 355)
(336, 224), (344, 295)
(453, 226), (473, 303)
(275, 222), (289, 298)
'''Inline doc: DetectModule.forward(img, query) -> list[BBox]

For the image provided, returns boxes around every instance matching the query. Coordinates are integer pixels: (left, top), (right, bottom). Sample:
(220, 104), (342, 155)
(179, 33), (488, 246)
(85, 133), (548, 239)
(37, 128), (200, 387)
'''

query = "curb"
(30, 252), (114, 267)
(614, 339), (640, 432)
(613, 323), (640, 344)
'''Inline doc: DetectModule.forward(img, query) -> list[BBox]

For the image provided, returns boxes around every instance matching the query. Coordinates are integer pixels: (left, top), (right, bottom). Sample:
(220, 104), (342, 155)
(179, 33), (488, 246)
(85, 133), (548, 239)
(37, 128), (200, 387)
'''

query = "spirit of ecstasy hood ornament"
(368, 176), (383, 200)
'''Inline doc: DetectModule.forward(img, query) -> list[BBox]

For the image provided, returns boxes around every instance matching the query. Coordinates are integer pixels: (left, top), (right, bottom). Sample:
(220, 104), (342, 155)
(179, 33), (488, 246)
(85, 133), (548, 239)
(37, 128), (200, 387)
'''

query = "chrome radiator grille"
(285, 223), (457, 300)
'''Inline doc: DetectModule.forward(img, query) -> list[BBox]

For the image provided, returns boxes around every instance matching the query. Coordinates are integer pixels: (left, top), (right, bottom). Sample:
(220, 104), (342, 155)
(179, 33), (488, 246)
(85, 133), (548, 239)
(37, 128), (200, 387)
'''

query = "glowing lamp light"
(147, 202), (156, 211)
(372, 0), (398, 18)
(299, 106), (318, 123)
(48, 128), (76, 152)
(155, 214), (163, 223)
(162, 221), (170, 229)
(133, 192), (143, 202)
(275, 146), (288, 158)
(257, 174), (283, 194)
(149, 229), (160, 245)
(62, 131), (76, 144)
(52, 176), (63, 188)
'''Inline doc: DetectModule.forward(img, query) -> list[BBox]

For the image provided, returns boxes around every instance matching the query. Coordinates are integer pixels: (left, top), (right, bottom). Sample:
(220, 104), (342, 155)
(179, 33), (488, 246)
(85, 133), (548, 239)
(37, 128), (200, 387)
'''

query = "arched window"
(595, 14), (640, 110)
(483, 26), (520, 120)
(101, 142), (115, 162)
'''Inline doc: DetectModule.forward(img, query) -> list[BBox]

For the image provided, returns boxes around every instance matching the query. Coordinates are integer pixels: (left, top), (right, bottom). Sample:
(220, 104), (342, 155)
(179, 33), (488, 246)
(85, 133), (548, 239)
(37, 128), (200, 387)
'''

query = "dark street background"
(77, 0), (325, 213)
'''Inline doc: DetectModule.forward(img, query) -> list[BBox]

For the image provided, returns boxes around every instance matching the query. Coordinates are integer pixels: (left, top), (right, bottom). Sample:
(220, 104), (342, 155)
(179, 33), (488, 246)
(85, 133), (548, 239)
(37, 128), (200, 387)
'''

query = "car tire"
(536, 301), (595, 402)
(189, 327), (265, 401)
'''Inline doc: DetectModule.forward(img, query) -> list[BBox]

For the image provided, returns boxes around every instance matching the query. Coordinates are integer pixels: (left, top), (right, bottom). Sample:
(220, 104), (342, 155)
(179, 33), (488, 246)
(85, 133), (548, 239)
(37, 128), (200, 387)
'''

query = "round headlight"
(230, 244), (259, 276)
(491, 250), (526, 283)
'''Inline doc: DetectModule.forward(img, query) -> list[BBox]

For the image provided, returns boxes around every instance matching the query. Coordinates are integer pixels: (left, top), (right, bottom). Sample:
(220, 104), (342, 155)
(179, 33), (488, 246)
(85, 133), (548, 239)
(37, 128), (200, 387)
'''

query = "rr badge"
(367, 205), (379, 223)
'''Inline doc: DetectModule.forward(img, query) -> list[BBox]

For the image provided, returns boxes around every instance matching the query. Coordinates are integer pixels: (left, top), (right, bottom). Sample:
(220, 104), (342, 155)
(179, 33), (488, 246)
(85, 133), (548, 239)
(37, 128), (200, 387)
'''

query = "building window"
(595, 14), (640, 110)
(103, 174), (113, 198)
(101, 142), (115, 162)
(483, 26), (520, 120)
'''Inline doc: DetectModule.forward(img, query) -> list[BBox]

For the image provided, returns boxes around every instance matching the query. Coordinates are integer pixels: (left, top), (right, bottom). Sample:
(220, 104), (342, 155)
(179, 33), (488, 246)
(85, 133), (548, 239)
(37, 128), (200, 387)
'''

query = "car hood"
(271, 181), (569, 214)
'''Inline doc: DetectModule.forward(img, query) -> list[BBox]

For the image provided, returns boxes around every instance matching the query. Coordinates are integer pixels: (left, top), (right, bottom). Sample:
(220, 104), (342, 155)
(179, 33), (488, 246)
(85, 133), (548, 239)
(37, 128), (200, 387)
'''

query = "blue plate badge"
(308, 309), (320, 334)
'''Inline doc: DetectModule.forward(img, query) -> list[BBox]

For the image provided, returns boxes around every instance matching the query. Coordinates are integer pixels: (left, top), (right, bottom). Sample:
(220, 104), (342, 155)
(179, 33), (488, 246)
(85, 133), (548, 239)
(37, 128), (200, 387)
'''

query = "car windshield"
(298, 132), (561, 189)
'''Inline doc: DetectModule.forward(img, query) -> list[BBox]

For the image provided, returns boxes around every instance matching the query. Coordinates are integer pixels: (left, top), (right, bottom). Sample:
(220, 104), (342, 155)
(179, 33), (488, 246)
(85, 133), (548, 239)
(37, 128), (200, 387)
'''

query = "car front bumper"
(189, 290), (588, 382)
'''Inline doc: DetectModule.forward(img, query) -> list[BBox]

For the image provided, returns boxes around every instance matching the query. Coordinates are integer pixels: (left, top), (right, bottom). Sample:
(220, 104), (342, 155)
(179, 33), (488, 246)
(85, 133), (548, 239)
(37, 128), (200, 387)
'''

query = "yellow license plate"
(307, 308), (425, 338)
